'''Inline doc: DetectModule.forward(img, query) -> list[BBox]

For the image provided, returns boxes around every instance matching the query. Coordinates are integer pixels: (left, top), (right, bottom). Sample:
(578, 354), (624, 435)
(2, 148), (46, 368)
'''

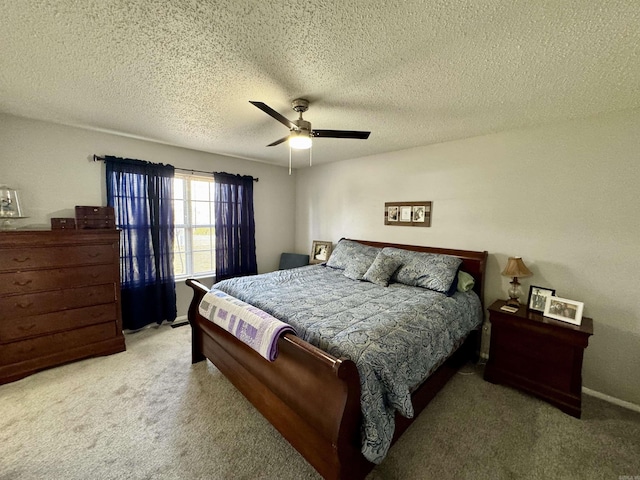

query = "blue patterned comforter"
(212, 264), (482, 463)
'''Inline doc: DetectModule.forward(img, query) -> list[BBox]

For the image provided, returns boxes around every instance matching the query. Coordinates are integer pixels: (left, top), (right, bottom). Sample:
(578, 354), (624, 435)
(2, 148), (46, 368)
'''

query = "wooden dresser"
(0, 230), (126, 385)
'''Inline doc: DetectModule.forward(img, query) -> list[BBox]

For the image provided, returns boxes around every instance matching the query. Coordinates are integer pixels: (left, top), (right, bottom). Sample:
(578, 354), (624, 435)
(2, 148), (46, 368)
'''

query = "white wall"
(0, 113), (296, 317)
(295, 109), (640, 406)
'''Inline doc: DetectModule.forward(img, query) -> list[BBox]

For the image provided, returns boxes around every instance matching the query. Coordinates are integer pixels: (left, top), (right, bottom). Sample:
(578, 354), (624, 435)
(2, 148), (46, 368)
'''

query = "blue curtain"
(214, 173), (257, 281)
(105, 156), (177, 330)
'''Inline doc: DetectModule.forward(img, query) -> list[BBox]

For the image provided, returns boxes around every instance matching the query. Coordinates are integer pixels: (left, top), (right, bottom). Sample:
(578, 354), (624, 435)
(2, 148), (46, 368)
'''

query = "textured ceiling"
(1, 1), (639, 168)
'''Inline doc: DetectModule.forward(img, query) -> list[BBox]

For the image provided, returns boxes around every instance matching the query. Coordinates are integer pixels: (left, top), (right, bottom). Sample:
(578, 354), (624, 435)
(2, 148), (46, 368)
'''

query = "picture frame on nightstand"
(310, 240), (332, 264)
(544, 296), (584, 326)
(527, 285), (556, 313)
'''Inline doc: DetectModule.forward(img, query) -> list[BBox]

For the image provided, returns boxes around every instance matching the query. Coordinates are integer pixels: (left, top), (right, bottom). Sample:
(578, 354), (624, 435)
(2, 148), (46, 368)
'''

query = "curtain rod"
(93, 155), (259, 182)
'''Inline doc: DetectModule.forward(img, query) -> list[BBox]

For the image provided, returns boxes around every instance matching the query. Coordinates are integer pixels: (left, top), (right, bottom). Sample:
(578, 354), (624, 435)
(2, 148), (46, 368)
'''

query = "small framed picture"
(400, 206), (413, 222)
(412, 205), (426, 222)
(310, 240), (332, 264)
(544, 296), (584, 326)
(387, 206), (399, 222)
(527, 285), (556, 313)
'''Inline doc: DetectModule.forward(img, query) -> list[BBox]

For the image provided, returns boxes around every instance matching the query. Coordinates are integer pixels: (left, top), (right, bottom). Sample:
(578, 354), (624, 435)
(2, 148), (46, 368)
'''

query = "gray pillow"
(343, 262), (368, 281)
(326, 239), (381, 279)
(381, 247), (463, 293)
(363, 252), (403, 287)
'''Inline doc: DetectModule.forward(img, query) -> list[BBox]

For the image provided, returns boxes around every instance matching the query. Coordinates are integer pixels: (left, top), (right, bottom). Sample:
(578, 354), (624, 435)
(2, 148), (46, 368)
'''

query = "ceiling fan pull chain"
(289, 145), (292, 175)
(309, 146), (312, 167)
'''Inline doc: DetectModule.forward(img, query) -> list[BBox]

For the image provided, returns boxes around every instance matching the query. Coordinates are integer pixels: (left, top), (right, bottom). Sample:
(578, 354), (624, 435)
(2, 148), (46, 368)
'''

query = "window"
(173, 174), (216, 279)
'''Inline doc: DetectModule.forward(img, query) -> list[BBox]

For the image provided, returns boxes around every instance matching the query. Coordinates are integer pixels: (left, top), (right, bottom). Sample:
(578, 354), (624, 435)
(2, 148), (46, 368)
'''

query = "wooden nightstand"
(484, 299), (593, 418)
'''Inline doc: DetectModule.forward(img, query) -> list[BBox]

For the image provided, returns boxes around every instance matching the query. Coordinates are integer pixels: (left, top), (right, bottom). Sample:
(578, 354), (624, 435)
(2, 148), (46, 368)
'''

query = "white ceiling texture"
(1, 1), (639, 168)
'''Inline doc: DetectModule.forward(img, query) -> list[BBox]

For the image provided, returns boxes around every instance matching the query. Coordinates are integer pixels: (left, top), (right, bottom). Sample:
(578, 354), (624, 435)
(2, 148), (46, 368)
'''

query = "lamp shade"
(501, 257), (532, 278)
(0, 185), (25, 218)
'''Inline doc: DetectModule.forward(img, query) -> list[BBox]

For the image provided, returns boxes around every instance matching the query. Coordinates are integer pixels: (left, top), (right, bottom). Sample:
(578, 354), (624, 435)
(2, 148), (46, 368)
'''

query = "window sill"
(175, 274), (216, 284)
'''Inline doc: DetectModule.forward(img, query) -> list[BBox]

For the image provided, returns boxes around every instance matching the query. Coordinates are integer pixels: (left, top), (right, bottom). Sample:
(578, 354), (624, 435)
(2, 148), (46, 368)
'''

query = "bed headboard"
(348, 239), (488, 306)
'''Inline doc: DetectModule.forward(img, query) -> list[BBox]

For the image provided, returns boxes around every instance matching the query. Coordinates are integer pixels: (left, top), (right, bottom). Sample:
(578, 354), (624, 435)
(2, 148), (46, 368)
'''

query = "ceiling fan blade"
(267, 135), (290, 147)
(312, 129), (371, 139)
(249, 101), (296, 129)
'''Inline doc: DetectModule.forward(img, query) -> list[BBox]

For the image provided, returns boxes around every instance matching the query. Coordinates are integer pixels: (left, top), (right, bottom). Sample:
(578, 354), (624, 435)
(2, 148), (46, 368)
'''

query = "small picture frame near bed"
(310, 240), (333, 264)
(527, 285), (556, 313)
(385, 201), (432, 227)
(544, 296), (584, 326)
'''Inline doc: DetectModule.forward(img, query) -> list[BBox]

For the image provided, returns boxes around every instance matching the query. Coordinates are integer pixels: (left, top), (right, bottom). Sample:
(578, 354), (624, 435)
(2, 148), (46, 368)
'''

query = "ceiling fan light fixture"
(289, 132), (312, 150)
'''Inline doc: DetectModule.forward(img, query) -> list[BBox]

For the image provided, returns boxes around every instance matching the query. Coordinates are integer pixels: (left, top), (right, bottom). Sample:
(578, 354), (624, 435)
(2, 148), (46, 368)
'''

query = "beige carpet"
(1, 324), (639, 480)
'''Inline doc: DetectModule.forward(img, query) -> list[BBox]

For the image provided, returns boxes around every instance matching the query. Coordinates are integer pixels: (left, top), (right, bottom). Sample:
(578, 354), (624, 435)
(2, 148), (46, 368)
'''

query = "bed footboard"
(186, 279), (371, 480)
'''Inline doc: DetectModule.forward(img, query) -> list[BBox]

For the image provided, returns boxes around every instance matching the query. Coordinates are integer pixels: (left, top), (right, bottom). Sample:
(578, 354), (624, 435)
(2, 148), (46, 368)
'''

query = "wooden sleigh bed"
(186, 239), (487, 480)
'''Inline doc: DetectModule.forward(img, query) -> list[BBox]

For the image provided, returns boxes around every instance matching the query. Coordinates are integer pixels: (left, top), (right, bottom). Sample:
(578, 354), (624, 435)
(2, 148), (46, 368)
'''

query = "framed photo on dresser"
(527, 285), (556, 313)
(544, 296), (584, 326)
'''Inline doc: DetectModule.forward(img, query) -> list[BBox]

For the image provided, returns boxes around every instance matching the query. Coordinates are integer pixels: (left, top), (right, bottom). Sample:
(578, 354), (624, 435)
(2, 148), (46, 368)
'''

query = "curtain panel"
(106, 156), (177, 330)
(214, 173), (258, 281)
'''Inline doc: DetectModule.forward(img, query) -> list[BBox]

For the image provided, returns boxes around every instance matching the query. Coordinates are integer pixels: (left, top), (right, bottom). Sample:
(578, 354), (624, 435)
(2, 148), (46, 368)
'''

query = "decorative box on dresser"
(0, 230), (126, 385)
(484, 299), (593, 418)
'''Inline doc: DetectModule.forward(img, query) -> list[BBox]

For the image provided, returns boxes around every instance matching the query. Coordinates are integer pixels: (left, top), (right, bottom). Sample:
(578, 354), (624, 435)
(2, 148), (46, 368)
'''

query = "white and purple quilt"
(199, 289), (296, 361)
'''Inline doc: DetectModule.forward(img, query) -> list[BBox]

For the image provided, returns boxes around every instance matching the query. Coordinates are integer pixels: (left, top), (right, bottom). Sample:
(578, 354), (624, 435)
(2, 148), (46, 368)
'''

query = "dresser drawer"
(0, 304), (117, 343)
(0, 284), (115, 319)
(0, 264), (116, 296)
(0, 322), (117, 365)
(0, 244), (116, 272)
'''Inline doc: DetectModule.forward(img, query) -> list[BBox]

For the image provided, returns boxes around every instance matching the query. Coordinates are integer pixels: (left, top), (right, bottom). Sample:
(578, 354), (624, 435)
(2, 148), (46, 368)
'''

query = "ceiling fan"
(250, 98), (371, 150)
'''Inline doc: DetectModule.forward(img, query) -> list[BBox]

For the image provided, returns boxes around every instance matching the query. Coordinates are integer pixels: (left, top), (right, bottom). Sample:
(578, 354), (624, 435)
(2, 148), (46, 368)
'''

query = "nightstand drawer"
(492, 326), (572, 365)
(491, 341), (574, 392)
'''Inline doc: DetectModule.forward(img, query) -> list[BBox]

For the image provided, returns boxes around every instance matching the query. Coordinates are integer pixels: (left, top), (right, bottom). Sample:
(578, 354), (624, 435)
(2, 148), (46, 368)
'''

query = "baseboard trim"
(582, 387), (640, 414)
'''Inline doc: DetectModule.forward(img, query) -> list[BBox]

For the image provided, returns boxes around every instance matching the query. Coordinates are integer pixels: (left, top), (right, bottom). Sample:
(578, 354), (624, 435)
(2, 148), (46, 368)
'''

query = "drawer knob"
(12, 256), (30, 263)
(16, 301), (34, 309)
(88, 253), (101, 258)
(18, 324), (36, 332)
(14, 279), (33, 286)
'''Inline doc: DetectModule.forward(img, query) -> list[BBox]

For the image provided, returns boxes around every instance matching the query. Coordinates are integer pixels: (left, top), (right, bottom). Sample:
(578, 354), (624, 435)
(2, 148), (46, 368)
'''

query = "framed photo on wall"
(544, 296), (584, 326)
(310, 240), (332, 264)
(387, 206), (399, 222)
(399, 206), (413, 222)
(527, 285), (556, 313)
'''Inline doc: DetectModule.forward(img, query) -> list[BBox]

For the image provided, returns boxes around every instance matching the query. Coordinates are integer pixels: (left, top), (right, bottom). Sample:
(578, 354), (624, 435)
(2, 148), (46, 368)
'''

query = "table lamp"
(501, 256), (532, 307)
(0, 185), (27, 229)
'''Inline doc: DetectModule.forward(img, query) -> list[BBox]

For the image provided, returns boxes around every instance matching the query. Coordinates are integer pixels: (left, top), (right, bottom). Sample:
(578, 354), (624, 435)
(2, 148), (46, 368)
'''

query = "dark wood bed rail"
(186, 242), (488, 480)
